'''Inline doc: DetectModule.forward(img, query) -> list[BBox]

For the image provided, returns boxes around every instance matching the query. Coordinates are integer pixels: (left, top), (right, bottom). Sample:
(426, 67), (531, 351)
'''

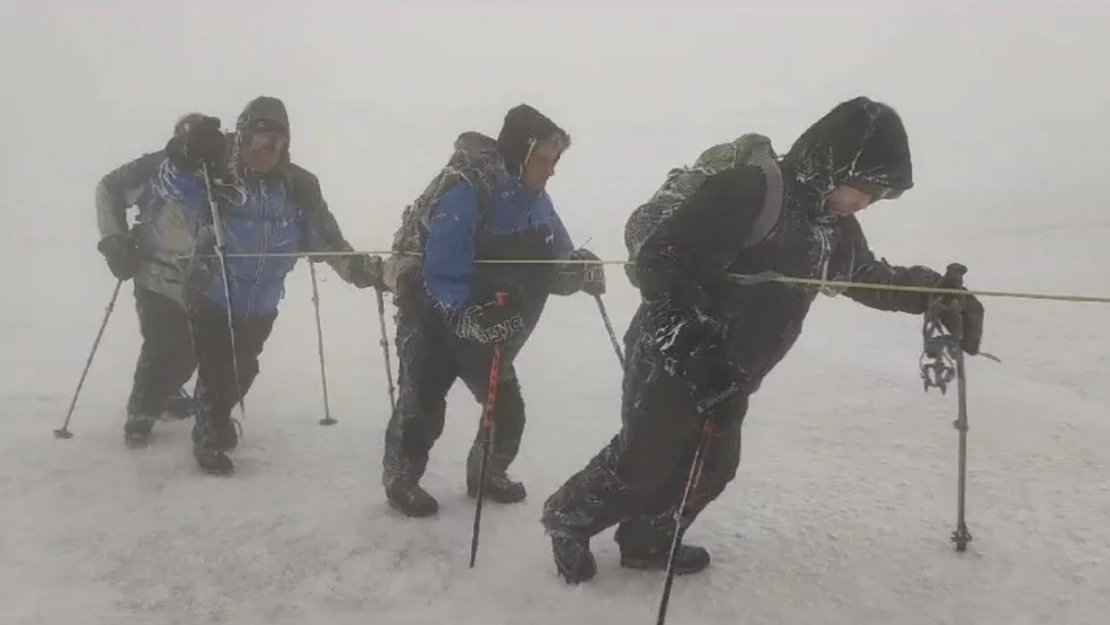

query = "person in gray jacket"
(95, 103), (382, 453)
(95, 113), (209, 445)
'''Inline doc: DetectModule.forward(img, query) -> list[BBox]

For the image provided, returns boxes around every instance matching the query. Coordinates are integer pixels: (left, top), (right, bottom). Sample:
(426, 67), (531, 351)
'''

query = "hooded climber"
(94, 112), (217, 446)
(540, 96), (986, 583)
(380, 103), (605, 518)
(111, 95), (383, 473)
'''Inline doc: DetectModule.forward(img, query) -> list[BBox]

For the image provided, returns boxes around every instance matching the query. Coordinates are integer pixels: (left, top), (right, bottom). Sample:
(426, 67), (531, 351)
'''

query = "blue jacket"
(133, 157), (357, 319)
(422, 170), (574, 312)
(136, 159), (301, 319)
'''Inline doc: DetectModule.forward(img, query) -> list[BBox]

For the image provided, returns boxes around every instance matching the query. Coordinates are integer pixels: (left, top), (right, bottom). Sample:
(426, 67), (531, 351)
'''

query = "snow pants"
(541, 316), (750, 552)
(189, 299), (276, 434)
(381, 289), (529, 489)
(126, 285), (198, 417)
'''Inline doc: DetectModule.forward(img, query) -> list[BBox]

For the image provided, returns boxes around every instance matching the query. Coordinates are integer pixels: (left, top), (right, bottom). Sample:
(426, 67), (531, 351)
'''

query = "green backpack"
(622, 133), (784, 287)
(383, 131), (504, 292)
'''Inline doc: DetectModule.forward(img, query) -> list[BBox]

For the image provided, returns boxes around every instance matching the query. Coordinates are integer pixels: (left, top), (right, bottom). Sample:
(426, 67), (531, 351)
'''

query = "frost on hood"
(781, 96), (914, 219)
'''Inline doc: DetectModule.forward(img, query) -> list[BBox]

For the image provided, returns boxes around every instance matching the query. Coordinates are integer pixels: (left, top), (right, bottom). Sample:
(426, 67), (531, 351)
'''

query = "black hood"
(232, 96), (291, 173)
(781, 96), (913, 216)
(496, 104), (570, 178)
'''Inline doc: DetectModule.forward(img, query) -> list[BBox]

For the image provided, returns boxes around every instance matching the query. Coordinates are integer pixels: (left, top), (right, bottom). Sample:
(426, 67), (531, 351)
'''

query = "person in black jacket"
(540, 96), (986, 584)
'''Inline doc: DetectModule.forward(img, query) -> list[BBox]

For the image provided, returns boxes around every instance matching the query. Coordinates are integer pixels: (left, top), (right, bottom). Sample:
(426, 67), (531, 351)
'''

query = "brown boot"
(385, 480), (439, 518)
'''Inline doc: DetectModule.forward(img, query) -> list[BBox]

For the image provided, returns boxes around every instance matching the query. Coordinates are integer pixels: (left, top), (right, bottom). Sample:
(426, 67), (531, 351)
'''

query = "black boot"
(123, 413), (155, 447)
(619, 543), (711, 575)
(385, 479), (439, 518)
(191, 416), (238, 476)
(466, 443), (527, 503)
(615, 517), (712, 575)
(549, 531), (597, 584)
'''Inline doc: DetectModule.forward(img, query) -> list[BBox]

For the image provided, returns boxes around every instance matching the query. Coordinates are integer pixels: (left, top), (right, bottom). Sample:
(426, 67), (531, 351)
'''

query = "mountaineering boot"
(549, 531), (597, 584)
(466, 470), (527, 503)
(162, 386), (196, 420)
(619, 543), (712, 575)
(191, 416), (238, 476)
(615, 518), (712, 575)
(123, 413), (156, 447)
(385, 479), (440, 518)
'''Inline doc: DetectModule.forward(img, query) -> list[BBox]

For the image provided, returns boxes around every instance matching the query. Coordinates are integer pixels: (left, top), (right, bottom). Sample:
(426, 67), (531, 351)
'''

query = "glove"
(573, 248), (606, 296)
(553, 248), (606, 296)
(934, 269), (985, 355)
(453, 293), (526, 344)
(167, 115), (225, 171)
(684, 340), (741, 420)
(97, 232), (140, 280)
(346, 254), (385, 290)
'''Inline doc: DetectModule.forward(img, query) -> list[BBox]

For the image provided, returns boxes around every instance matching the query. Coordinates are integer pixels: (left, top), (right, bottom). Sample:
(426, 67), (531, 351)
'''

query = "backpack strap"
(742, 151), (784, 248)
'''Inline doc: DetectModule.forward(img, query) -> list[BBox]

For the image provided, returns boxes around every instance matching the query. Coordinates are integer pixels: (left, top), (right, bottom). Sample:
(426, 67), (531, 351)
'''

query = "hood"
(496, 104), (571, 178)
(232, 95), (291, 174)
(781, 96), (913, 217)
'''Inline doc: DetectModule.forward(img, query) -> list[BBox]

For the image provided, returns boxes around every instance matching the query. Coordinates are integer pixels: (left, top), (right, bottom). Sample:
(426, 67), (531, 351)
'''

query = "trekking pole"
(943, 264), (974, 552)
(469, 291), (507, 569)
(54, 278), (124, 439)
(593, 294), (625, 370)
(308, 261), (335, 426)
(920, 262), (983, 552)
(656, 418), (714, 625)
(374, 283), (397, 413)
(200, 162), (247, 423)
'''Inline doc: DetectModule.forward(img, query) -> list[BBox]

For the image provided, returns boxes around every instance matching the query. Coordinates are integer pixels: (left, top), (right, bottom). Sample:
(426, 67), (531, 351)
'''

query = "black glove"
(167, 115), (225, 172)
(453, 293), (526, 344)
(933, 265), (985, 355)
(347, 254), (385, 290)
(684, 339), (741, 419)
(97, 232), (140, 280)
(573, 248), (606, 296)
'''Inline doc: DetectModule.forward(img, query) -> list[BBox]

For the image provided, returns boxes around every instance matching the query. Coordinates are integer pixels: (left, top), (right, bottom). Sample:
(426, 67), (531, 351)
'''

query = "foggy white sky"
(1, 0), (1107, 347)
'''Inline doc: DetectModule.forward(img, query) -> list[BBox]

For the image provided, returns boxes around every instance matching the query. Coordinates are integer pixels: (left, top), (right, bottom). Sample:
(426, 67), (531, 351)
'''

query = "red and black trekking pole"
(469, 291), (508, 568)
(655, 418), (714, 625)
(655, 384), (736, 624)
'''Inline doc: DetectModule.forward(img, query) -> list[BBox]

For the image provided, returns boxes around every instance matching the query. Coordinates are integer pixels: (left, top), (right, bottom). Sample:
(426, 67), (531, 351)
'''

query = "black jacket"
(634, 96), (945, 393)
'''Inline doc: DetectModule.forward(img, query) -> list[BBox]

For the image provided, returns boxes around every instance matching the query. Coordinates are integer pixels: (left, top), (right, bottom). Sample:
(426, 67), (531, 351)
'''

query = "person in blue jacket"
(381, 105), (606, 517)
(119, 96), (383, 474)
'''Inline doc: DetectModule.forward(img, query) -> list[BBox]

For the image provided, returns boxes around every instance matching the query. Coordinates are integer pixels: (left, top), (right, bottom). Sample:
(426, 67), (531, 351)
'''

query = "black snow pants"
(381, 285), (532, 490)
(541, 308), (749, 553)
(188, 299), (277, 447)
(126, 285), (198, 417)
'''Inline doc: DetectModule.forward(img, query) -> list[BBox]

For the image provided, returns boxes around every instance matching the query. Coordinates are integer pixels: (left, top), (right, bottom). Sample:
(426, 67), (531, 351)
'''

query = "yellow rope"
(179, 250), (1110, 305)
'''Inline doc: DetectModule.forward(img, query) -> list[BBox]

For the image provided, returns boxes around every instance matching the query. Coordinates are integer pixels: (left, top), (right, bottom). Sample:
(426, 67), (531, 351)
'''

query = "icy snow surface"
(2, 2), (1109, 624)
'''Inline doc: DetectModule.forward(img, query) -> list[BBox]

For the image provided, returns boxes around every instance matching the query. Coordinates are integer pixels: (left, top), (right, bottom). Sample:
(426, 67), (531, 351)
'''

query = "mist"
(2, 1), (1108, 623)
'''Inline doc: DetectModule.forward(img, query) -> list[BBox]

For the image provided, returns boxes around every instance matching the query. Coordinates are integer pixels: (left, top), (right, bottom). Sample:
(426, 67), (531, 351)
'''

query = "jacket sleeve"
(550, 209), (575, 260)
(547, 202), (587, 295)
(422, 182), (481, 313)
(636, 166), (769, 314)
(840, 217), (944, 314)
(291, 164), (360, 281)
(95, 150), (165, 239)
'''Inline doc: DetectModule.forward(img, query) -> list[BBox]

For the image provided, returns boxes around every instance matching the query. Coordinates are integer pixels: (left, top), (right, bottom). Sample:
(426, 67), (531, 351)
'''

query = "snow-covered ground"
(3, 2), (1109, 623)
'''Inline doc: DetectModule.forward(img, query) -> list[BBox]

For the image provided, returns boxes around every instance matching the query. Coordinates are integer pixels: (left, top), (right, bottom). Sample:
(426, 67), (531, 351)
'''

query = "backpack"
(622, 133), (784, 287)
(383, 131), (505, 291)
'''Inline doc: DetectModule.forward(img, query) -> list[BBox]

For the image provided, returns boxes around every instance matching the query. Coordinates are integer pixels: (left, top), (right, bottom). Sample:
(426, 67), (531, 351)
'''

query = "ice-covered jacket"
(94, 99), (359, 317)
(422, 168), (575, 313)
